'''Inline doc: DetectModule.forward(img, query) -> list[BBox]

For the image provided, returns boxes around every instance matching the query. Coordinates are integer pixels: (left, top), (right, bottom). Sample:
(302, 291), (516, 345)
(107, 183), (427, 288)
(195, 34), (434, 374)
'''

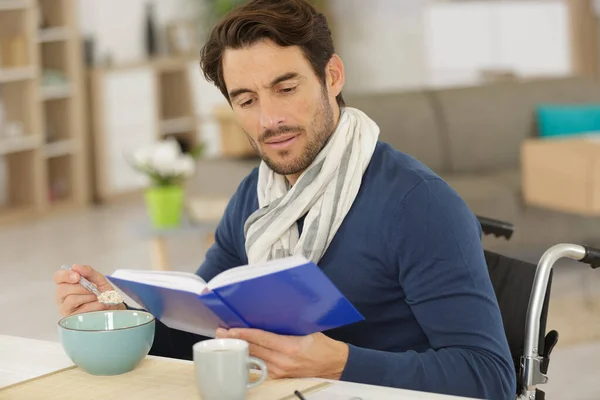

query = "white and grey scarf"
(243, 107), (380, 265)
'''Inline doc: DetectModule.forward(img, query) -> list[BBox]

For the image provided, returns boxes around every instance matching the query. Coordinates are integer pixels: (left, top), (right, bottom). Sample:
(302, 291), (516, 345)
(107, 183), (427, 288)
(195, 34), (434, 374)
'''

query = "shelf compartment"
(159, 70), (192, 120)
(44, 138), (74, 158)
(0, 7), (27, 35)
(40, 82), (71, 100)
(43, 97), (71, 141)
(0, 150), (36, 212)
(47, 154), (71, 203)
(41, 41), (70, 80)
(38, 26), (71, 43)
(38, 0), (68, 28)
(0, 8), (30, 69)
(0, 80), (36, 134)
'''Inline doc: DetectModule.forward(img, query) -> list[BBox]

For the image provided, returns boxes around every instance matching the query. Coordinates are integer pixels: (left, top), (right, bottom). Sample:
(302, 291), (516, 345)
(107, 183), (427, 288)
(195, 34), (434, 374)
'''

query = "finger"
(248, 343), (287, 365)
(60, 294), (99, 316)
(229, 328), (292, 352)
(70, 301), (109, 316)
(55, 283), (92, 304)
(53, 269), (80, 285)
(248, 342), (296, 374)
(216, 328), (228, 338)
(264, 362), (289, 380)
(71, 264), (107, 286)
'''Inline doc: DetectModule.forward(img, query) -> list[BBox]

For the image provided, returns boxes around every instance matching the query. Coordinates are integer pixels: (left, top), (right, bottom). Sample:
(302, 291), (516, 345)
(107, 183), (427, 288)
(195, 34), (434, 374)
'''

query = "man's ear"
(326, 54), (345, 97)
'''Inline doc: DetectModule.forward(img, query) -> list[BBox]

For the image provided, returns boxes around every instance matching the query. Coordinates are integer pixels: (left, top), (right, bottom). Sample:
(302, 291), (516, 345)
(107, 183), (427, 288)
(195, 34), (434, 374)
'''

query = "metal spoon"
(60, 264), (123, 306)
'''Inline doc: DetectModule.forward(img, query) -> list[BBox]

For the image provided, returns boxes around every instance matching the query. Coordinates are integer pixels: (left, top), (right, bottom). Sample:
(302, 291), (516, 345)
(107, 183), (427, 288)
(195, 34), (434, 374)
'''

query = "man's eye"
(240, 99), (254, 108)
(280, 86), (297, 94)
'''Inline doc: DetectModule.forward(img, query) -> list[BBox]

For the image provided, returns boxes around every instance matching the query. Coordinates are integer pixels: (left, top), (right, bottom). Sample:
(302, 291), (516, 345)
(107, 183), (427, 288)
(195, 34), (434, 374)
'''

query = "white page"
(305, 383), (393, 400)
(110, 269), (208, 294)
(305, 383), (369, 400)
(0, 335), (74, 388)
(207, 256), (309, 290)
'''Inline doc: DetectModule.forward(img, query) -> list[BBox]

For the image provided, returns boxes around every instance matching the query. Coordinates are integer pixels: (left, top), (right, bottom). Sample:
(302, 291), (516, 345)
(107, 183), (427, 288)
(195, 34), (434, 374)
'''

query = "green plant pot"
(144, 185), (184, 229)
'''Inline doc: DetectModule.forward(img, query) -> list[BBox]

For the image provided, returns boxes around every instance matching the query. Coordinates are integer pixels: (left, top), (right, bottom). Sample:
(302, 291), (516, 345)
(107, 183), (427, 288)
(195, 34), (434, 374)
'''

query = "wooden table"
(130, 196), (228, 271)
(0, 335), (474, 399)
(130, 217), (218, 271)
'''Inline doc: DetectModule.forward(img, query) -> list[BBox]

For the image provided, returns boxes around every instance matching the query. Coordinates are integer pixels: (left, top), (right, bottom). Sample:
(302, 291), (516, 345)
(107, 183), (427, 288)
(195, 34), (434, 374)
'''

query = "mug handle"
(247, 356), (268, 389)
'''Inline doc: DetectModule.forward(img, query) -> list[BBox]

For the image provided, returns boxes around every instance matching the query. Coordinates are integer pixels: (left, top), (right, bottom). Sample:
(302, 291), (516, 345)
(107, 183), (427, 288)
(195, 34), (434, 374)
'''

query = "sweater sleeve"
(340, 178), (516, 400)
(194, 185), (247, 282)
(146, 183), (248, 360)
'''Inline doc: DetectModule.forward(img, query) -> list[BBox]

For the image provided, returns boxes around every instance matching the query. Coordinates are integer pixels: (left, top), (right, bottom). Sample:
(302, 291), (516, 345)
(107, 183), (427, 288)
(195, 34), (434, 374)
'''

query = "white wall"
(78, 0), (200, 65)
(424, 0), (571, 87)
(330, 0), (572, 93)
(330, 0), (429, 94)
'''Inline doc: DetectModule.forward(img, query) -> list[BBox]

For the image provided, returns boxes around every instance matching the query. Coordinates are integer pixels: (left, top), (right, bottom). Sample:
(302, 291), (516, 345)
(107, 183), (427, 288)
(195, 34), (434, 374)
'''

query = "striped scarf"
(244, 107), (380, 265)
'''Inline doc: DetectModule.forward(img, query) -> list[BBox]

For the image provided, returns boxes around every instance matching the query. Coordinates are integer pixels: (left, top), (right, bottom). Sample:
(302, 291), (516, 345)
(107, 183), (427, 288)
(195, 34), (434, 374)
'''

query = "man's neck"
(286, 174), (301, 187)
(285, 104), (342, 187)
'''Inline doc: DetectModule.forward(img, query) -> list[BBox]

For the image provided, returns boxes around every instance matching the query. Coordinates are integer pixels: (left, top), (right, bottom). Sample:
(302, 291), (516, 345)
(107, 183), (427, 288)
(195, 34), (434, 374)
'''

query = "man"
(54, 0), (515, 398)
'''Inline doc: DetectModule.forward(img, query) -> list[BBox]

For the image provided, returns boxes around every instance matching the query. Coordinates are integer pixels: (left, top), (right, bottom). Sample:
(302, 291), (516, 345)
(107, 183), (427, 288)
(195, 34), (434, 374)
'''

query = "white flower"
(150, 139), (182, 175)
(174, 154), (195, 178)
(129, 138), (197, 185)
(132, 146), (152, 167)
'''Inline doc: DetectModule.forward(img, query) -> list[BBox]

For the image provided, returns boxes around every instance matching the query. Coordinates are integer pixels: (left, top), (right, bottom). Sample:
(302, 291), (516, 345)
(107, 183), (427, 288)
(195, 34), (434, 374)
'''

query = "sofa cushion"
(488, 169), (521, 194)
(188, 157), (259, 197)
(345, 90), (448, 172)
(536, 103), (600, 137)
(433, 77), (600, 173)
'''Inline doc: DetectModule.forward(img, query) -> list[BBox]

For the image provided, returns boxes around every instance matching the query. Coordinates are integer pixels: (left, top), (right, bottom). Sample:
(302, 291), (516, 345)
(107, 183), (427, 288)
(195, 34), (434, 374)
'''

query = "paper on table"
(0, 335), (73, 389)
(305, 384), (369, 400)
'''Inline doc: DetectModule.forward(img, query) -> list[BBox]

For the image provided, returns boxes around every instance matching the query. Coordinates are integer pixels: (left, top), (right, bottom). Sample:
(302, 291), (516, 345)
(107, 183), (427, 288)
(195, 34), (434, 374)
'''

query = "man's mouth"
(264, 133), (299, 148)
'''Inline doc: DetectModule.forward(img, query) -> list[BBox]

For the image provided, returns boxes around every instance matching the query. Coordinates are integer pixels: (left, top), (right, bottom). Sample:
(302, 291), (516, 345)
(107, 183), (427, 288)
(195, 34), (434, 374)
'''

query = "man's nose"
(259, 97), (285, 132)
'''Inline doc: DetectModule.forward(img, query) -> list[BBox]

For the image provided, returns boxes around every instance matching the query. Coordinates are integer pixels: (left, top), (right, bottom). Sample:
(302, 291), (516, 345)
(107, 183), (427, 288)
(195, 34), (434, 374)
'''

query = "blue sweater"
(151, 141), (515, 399)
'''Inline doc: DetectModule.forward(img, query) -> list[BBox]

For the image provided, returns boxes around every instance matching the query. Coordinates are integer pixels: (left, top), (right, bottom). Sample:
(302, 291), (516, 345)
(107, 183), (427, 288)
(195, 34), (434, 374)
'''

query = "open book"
(106, 256), (364, 338)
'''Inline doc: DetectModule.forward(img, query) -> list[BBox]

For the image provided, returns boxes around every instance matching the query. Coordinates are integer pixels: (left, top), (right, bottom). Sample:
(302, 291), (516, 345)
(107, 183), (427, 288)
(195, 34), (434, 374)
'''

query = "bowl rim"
(58, 310), (155, 332)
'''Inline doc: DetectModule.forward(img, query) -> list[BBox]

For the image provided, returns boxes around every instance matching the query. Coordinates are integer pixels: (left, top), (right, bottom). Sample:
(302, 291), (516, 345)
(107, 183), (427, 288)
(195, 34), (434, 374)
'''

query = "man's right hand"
(54, 264), (126, 317)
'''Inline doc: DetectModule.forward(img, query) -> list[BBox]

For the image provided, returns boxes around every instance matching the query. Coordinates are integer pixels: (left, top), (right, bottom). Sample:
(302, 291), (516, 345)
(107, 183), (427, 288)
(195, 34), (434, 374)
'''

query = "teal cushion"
(536, 104), (600, 137)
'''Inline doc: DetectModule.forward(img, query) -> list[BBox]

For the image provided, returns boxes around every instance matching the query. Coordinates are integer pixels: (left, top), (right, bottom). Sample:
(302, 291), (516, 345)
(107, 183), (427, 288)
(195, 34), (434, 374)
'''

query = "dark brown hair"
(199, 0), (344, 107)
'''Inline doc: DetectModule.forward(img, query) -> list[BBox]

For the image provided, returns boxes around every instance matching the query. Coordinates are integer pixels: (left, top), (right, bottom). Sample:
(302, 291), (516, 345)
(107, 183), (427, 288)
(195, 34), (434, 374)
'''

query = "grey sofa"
(190, 76), (600, 262)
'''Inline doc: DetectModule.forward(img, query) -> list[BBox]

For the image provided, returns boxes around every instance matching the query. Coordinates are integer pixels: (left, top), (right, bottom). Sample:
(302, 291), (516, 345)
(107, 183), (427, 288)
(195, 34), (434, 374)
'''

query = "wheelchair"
(477, 215), (600, 400)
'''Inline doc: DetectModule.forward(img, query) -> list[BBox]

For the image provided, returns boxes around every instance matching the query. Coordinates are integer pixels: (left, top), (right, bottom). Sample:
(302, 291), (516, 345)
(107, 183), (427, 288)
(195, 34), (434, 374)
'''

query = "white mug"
(193, 338), (268, 400)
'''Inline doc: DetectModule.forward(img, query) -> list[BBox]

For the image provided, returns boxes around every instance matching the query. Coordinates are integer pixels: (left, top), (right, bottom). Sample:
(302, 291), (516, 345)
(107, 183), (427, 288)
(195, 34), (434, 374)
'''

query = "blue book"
(106, 256), (364, 338)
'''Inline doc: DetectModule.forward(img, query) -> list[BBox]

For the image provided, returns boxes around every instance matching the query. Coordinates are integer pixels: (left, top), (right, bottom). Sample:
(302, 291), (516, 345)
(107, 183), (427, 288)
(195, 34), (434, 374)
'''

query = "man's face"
(222, 40), (339, 177)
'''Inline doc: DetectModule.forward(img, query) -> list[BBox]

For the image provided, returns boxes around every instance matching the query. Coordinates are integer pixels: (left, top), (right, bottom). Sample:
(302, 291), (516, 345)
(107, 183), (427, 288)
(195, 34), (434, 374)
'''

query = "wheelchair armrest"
(581, 245), (600, 269)
(476, 215), (514, 240)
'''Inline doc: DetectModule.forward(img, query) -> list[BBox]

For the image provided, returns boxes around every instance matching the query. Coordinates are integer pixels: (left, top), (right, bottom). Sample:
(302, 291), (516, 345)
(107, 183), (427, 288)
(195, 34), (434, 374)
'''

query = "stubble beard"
(247, 89), (335, 176)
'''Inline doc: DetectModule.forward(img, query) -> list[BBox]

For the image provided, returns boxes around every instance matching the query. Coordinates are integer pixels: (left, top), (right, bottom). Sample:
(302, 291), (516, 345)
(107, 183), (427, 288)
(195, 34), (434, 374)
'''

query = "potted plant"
(130, 138), (202, 229)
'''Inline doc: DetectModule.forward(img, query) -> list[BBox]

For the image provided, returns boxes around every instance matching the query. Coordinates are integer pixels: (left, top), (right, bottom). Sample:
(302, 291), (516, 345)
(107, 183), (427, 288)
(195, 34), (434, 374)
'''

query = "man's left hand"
(215, 328), (349, 380)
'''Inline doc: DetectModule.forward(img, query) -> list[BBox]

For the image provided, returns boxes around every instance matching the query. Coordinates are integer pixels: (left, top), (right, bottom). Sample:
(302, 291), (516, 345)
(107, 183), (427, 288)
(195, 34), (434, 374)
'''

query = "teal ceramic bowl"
(58, 310), (155, 376)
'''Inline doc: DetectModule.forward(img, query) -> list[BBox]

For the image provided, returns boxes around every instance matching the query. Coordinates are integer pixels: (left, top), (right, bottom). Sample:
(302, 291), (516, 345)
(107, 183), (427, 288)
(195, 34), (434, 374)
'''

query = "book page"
(110, 269), (208, 294)
(207, 256), (309, 290)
